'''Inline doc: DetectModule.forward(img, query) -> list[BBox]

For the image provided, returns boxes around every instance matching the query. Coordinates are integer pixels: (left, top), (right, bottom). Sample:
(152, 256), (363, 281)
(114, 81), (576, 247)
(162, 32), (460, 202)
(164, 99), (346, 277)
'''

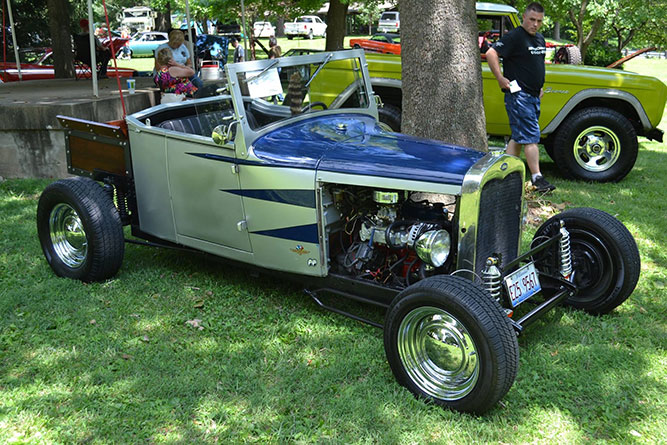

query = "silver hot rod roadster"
(38, 50), (640, 414)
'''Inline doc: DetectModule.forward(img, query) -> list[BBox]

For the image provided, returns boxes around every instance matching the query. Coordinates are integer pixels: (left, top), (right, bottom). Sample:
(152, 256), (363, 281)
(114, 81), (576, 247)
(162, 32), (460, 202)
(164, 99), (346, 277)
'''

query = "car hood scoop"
(251, 114), (486, 186)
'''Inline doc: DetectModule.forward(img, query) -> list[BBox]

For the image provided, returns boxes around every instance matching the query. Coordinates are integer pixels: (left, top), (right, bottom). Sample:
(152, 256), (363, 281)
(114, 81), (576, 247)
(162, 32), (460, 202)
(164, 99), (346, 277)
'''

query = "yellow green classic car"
(360, 2), (667, 182)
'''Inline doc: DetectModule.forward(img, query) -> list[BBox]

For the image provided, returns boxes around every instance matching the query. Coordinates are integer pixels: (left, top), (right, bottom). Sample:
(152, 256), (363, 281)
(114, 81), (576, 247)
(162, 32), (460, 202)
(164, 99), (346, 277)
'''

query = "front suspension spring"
(559, 221), (573, 280)
(482, 257), (502, 302)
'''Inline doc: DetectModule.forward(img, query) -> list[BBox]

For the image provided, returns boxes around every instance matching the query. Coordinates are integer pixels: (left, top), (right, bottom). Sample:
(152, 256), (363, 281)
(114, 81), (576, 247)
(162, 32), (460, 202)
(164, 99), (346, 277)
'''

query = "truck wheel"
(384, 275), (519, 414)
(377, 103), (402, 132)
(532, 208), (640, 315)
(542, 136), (555, 160)
(37, 177), (125, 282)
(555, 46), (582, 64)
(552, 107), (638, 182)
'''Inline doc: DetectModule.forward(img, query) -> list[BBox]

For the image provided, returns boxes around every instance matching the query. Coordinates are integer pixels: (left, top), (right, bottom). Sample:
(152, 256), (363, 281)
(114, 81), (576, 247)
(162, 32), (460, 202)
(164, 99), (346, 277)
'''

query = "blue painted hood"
(251, 114), (487, 186)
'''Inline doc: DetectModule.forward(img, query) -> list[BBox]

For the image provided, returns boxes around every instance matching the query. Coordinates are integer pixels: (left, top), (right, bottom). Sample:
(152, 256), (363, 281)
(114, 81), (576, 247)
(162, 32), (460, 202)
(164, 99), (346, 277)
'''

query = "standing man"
(78, 19), (111, 79)
(231, 37), (245, 63)
(486, 2), (555, 192)
(156, 30), (203, 89)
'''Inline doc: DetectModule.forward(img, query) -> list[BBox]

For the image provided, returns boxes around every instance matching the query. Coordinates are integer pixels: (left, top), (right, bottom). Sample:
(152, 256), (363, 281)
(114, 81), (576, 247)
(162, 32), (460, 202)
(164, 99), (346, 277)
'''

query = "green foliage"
(583, 41), (623, 66)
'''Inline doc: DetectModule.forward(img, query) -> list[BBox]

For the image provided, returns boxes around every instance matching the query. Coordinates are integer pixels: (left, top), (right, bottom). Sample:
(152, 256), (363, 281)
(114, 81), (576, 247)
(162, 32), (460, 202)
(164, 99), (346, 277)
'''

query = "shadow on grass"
(3, 239), (662, 441)
(2, 167), (665, 441)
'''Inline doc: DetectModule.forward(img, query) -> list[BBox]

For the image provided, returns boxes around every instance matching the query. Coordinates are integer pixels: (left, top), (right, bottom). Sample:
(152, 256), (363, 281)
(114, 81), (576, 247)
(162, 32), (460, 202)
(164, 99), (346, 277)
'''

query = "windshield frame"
(223, 49), (377, 158)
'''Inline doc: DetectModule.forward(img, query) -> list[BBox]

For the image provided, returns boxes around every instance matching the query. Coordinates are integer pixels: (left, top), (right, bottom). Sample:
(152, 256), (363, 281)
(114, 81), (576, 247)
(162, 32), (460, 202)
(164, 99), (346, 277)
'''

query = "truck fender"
(541, 88), (652, 135)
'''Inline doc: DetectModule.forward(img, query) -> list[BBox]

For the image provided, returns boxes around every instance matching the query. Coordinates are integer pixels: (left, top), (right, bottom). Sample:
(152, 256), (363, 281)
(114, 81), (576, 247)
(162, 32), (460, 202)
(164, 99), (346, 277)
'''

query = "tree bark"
(325, 0), (348, 51)
(553, 22), (561, 41)
(276, 17), (285, 37)
(401, 0), (487, 151)
(155, 2), (172, 32)
(46, 0), (74, 78)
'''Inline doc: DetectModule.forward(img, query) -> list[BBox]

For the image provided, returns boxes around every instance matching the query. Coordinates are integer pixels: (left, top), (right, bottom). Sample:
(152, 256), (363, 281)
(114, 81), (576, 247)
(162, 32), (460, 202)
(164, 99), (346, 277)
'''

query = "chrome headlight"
(415, 230), (451, 267)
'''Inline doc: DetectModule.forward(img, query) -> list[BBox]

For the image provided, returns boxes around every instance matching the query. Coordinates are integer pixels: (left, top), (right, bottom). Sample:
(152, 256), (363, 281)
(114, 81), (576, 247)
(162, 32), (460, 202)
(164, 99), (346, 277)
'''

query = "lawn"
(1, 59), (666, 443)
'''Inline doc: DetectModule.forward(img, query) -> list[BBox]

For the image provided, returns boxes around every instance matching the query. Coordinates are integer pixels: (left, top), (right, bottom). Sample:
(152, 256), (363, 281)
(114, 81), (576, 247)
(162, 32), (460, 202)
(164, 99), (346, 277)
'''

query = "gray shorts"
(504, 91), (541, 144)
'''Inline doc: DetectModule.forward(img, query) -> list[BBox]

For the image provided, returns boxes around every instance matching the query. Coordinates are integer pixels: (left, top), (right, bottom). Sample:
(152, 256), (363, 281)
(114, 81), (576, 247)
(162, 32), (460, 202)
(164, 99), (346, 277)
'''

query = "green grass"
(1, 62), (666, 444)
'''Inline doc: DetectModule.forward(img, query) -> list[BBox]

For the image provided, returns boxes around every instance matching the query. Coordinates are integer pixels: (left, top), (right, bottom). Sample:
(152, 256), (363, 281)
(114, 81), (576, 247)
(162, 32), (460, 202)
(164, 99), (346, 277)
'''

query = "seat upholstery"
(157, 110), (234, 137)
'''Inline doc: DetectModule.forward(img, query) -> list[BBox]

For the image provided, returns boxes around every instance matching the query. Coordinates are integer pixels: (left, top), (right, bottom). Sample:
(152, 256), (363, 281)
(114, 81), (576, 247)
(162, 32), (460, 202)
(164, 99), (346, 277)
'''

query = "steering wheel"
(301, 101), (328, 113)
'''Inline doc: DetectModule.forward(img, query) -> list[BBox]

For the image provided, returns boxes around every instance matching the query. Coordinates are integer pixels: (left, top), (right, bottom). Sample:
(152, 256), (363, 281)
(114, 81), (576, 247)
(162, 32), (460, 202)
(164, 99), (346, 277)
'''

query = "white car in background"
(253, 21), (275, 38)
(284, 15), (327, 39)
(378, 11), (400, 33)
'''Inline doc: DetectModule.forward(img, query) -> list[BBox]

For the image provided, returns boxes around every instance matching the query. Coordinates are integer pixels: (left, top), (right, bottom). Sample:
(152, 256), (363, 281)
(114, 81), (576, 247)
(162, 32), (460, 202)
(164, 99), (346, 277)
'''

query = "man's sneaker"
(532, 175), (556, 192)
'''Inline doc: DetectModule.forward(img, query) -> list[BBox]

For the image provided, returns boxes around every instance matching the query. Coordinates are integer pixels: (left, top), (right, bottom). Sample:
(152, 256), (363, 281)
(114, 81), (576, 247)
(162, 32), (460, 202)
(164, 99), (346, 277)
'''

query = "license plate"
(504, 262), (542, 307)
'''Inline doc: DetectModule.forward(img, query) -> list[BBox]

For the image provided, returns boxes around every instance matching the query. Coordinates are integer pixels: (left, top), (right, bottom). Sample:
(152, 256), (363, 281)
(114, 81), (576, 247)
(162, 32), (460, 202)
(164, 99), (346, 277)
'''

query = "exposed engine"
(324, 185), (456, 288)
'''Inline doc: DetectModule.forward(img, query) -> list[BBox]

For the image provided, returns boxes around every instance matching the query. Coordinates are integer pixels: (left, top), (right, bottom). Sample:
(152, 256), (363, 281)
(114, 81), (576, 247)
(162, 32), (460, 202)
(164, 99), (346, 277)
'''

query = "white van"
(378, 11), (400, 33)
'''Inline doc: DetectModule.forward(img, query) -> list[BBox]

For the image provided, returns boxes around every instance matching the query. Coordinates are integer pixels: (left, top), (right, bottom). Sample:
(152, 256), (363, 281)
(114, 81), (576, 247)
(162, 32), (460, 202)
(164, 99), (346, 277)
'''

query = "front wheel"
(533, 207), (640, 315)
(384, 276), (519, 414)
(37, 177), (125, 282)
(552, 107), (638, 182)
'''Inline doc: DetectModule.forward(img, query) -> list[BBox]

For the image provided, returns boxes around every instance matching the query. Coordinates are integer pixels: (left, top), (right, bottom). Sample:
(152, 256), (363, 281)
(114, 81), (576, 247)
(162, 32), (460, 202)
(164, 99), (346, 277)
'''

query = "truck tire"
(384, 275), (519, 414)
(37, 177), (125, 282)
(377, 103), (402, 132)
(532, 207), (640, 315)
(542, 136), (555, 160)
(551, 107), (638, 182)
(555, 46), (582, 65)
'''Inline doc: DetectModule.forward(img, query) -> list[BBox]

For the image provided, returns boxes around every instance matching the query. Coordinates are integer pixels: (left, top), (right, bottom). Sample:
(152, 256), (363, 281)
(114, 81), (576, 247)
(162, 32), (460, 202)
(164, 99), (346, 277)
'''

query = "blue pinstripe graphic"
(186, 152), (235, 163)
(251, 224), (319, 244)
(223, 189), (316, 208)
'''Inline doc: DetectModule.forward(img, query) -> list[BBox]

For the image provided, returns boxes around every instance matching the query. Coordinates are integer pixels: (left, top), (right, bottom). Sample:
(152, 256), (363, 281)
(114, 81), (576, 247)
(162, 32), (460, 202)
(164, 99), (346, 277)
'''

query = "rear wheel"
(384, 276), (519, 414)
(37, 177), (124, 282)
(552, 107), (638, 182)
(533, 207), (640, 314)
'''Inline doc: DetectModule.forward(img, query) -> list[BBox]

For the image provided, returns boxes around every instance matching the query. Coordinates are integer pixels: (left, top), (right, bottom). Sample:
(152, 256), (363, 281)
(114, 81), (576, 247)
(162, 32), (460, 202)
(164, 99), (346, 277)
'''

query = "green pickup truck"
(366, 3), (666, 182)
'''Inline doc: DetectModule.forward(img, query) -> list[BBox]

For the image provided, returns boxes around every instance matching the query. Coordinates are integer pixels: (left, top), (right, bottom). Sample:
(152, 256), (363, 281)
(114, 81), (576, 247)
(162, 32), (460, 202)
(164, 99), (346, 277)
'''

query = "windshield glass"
(213, 51), (372, 133)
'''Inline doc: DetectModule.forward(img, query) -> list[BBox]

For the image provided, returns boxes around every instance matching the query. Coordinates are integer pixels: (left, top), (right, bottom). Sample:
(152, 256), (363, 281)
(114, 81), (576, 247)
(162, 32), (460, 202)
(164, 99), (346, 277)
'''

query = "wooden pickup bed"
(57, 116), (129, 178)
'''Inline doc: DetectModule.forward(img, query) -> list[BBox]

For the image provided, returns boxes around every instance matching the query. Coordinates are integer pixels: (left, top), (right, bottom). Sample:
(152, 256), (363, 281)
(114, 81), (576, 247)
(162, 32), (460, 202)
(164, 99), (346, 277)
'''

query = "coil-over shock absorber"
(559, 220), (573, 281)
(482, 257), (502, 302)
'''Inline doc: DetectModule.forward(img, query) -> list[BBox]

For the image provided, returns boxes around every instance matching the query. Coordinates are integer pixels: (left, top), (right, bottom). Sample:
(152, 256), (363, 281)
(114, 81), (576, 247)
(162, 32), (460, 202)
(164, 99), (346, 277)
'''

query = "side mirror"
(211, 120), (238, 145)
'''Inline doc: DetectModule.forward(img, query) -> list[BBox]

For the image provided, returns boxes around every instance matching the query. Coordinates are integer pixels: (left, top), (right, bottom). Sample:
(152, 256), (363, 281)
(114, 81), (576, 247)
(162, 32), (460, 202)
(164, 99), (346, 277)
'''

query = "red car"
(1, 39), (134, 82)
(350, 33), (401, 55)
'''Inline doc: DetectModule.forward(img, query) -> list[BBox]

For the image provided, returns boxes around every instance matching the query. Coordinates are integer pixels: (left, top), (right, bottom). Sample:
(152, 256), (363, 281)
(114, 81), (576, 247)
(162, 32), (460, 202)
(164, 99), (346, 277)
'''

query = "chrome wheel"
(397, 306), (479, 400)
(49, 203), (87, 269)
(573, 126), (620, 172)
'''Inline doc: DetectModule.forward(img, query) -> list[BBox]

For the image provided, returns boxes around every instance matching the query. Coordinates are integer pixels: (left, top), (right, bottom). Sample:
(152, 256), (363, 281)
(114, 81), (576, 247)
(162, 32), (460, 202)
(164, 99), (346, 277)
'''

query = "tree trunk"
(553, 22), (561, 41)
(325, 0), (348, 51)
(276, 17), (285, 37)
(401, 0), (487, 151)
(46, 0), (74, 78)
(155, 2), (172, 32)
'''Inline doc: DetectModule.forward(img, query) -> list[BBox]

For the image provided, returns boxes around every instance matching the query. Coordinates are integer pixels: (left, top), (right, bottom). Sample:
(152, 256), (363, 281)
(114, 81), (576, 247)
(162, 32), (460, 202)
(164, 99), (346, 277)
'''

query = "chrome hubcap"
(49, 203), (87, 268)
(398, 306), (479, 400)
(573, 126), (620, 172)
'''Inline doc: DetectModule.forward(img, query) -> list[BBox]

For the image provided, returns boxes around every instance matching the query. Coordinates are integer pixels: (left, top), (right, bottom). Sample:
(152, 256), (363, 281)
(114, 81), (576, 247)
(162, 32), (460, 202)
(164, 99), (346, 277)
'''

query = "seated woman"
(154, 48), (198, 103)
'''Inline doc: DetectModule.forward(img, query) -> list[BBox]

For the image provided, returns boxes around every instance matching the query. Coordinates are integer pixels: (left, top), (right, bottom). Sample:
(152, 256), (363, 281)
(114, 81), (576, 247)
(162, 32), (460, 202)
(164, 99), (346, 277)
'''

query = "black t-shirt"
(492, 27), (546, 97)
